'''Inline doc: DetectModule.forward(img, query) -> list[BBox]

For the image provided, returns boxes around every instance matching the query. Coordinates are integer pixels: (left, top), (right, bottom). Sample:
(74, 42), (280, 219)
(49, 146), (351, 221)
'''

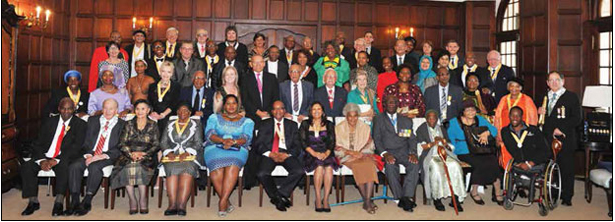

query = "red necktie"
(200, 45), (205, 56)
(52, 123), (66, 158)
(272, 123), (281, 153)
(328, 89), (334, 109)
(94, 121), (109, 156)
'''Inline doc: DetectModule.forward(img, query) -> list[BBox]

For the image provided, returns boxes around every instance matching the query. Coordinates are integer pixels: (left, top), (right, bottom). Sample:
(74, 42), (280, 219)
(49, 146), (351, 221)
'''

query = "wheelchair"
(502, 158), (562, 216)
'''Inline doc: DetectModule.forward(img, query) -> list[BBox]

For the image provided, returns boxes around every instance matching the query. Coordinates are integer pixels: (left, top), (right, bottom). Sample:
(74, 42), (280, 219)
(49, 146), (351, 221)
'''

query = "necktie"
(185, 61), (190, 71)
(548, 93), (557, 115)
(451, 57), (455, 67)
(156, 58), (164, 62)
(167, 43), (173, 57)
(328, 89), (334, 109)
(200, 45), (205, 56)
(490, 68), (496, 79)
(398, 56), (402, 65)
(293, 83), (299, 112)
(193, 89), (201, 111)
(441, 88), (448, 119)
(256, 72), (263, 93)
(94, 121), (109, 156)
(52, 123), (66, 158)
(390, 115), (397, 130)
(227, 61), (232, 66)
(272, 123), (281, 153)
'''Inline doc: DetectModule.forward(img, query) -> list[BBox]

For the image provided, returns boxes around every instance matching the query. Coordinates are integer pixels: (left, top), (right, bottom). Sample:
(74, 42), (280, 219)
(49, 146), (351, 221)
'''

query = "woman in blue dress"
(203, 94), (254, 217)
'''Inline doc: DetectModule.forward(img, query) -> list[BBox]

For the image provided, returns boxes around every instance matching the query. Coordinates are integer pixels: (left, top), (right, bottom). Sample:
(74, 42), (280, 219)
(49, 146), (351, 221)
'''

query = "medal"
(202, 98), (206, 109)
(67, 87), (81, 107)
(157, 81), (171, 103)
(510, 130), (528, 149)
(447, 95), (452, 106)
(175, 120), (190, 135)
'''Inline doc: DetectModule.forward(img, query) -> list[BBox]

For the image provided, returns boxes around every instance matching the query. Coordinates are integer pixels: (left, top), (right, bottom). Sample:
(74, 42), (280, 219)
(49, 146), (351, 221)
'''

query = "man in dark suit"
(335, 31), (353, 61)
(279, 35), (296, 67)
(67, 98), (126, 216)
(485, 50), (515, 103)
(314, 69), (347, 117)
(372, 95), (419, 212)
(164, 27), (181, 61)
(457, 52), (490, 89)
(179, 71), (214, 127)
(364, 31), (383, 72)
(390, 39), (418, 74)
(216, 25), (249, 67)
(266, 45), (289, 83)
(212, 46), (246, 89)
(193, 29), (209, 59)
(254, 101), (304, 211)
(424, 68), (464, 123)
(172, 42), (206, 88)
(445, 40), (464, 78)
(125, 30), (151, 79)
(538, 71), (582, 206)
(145, 40), (167, 81)
(203, 40), (220, 89)
(20, 98), (87, 216)
(280, 64), (313, 123)
(301, 36), (320, 66)
(240, 55), (280, 126)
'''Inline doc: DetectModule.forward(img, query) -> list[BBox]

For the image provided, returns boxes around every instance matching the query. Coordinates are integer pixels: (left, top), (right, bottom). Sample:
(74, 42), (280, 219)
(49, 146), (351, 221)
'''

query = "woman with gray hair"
(334, 103), (378, 214)
(347, 70), (379, 121)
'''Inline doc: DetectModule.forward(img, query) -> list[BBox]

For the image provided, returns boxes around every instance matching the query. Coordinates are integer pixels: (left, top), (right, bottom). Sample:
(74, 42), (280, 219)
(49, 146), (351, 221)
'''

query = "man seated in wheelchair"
(501, 106), (552, 200)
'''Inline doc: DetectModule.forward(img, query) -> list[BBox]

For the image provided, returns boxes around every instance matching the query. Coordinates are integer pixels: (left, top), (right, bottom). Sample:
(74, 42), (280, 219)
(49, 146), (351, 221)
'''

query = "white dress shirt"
(225, 59), (235, 67)
(39, 117), (73, 164)
(396, 54), (406, 65)
(263, 118), (288, 157)
(267, 60), (279, 77)
(86, 115), (118, 158)
(197, 42), (207, 58)
(130, 44), (145, 77)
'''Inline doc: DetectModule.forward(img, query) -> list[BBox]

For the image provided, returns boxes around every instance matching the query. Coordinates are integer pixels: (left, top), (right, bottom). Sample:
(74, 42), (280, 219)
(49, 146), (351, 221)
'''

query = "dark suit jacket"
(340, 45), (352, 62)
(179, 86), (215, 125)
(125, 43), (152, 73)
(193, 42), (209, 58)
(502, 124), (551, 165)
(80, 115), (126, 160)
(163, 41), (181, 61)
(254, 118), (302, 157)
(30, 116), (87, 163)
(212, 60), (246, 89)
(448, 54), (464, 74)
(279, 80), (314, 116)
(42, 88), (90, 122)
(216, 42), (249, 68)
(279, 48), (295, 66)
(455, 66), (491, 89)
(390, 53), (419, 74)
(423, 84), (464, 122)
(346, 48), (383, 73)
(372, 112), (417, 158)
(313, 86), (347, 117)
(484, 64), (515, 102)
(240, 71), (280, 124)
(306, 50), (320, 67)
(265, 60), (289, 83)
(540, 90), (582, 152)
(144, 57), (167, 82)
(172, 57), (206, 88)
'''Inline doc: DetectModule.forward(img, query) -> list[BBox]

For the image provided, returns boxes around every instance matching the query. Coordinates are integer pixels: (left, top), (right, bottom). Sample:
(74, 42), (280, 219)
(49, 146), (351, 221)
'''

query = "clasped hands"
(269, 152), (289, 163)
(383, 153), (418, 165)
(84, 154), (109, 166)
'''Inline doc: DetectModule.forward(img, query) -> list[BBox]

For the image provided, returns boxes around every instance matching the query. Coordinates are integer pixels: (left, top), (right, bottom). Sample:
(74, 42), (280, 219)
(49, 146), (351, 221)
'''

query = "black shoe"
(129, 209), (138, 215)
(52, 203), (64, 217)
(139, 208), (149, 215)
(406, 199), (416, 212)
(164, 209), (178, 216)
(322, 207), (331, 213)
(280, 196), (292, 208)
(64, 203), (78, 216)
(177, 209), (186, 216)
(271, 197), (287, 212)
(74, 203), (91, 216)
(561, 199), (572, 206)
(434, 199), (445, 211)
(450, 201), (464, 212)
(21, 202), (40, 216)
(470, 193), (485, 205)
(198, 185), (207, 191)
(397, 198), (408, 209)
(518, 189), (527, 198)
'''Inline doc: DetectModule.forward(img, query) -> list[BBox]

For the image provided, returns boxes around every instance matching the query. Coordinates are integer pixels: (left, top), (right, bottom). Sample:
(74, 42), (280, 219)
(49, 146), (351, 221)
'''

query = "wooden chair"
(156, 165), (197, 208)
(258, 165), (294, 207)
(206, 167), (244, 207)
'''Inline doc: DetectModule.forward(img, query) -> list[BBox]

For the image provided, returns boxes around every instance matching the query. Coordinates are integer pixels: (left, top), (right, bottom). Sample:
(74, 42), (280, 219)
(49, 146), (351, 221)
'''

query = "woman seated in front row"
(88, 66), (132, 117)
(334, 103), (378, 214)
(204, 95), (254, 217)
(160, 103), (204, 216)
(417, 110), (465, 212)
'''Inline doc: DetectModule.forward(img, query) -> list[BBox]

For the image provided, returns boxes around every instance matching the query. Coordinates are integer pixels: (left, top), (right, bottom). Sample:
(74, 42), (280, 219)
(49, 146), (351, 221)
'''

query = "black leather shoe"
(21, 202), (40, 216)
(129, 209), (138, 215)
(139, 208), (149, 215)
(271, 197), (287, 211)
(397, 198), (408, 209)
(74, 203), (91, 216)
(177, 209), (186, 216)
(52, 203), (64, 217)
(164, 209), (178, 216)
(280, 196), (292, 208)
(63, 206), (76, 216)
(470, 193), (485, 205)
(561, 199), (572, 206)
(434, 199), (445, 211)
(322, 207), (331, 213)
(450, 201), (464, 212)
(406, 199), (416, 212)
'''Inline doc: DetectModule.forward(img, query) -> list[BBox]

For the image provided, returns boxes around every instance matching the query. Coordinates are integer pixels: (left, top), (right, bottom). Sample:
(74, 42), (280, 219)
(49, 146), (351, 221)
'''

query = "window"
(502, 0), (519, 31)
(599, 31), (613, 85)
(500, 41), (517, 73)
(601, 0), (612, 17)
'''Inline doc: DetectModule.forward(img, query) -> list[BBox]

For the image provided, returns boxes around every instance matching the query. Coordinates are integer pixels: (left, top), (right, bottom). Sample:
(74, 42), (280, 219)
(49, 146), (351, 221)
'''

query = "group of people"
(22, 25), (582, 218)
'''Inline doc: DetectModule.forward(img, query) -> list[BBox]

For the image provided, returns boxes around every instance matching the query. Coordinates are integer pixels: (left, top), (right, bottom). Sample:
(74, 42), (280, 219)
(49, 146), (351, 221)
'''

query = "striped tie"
(440, 88), (447, 119)
(293, 83), (299, 112)
(94, 121), (109, 156)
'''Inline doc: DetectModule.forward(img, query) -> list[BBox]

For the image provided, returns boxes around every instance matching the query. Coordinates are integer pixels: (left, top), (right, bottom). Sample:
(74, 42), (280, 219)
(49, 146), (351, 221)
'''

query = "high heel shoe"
(164, 209), (177, 216)
(470, 193), (485, 205)
(217, 211), (227, 217)
(129, 209), (138, 215)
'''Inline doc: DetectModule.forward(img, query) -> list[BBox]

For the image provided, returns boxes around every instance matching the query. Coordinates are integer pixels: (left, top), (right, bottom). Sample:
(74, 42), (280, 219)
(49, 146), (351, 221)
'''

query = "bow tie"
(156, 58), (164, 62)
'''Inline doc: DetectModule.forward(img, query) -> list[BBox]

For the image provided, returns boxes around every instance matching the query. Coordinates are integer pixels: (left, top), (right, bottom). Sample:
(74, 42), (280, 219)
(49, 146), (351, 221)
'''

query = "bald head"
(102, 98), (119, 119)
(59, 97), (76, 121)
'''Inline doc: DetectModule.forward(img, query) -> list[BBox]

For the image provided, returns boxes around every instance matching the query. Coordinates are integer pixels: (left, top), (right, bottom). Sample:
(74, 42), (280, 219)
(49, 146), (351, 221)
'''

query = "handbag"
(468, 126), (496, 154)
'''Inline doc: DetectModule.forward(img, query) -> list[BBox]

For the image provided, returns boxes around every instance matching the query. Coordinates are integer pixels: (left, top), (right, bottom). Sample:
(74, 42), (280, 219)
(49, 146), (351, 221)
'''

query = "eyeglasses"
(153, 45), (164, 49)
(197, 34), (208, 37)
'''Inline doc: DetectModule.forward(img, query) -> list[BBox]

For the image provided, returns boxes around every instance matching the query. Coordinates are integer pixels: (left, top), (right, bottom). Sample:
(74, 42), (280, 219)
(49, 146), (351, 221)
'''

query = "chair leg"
(158, 177), (163, 208)
(259, 183), (263, 207)
(122, 188), (125, 197)
(423, 184), (427, 205)
(207, 177), (212, 207)
(335, 175), (340, 203)
(102, 178), (109, 209)
(194, 181), (198, 196)
(50, 177), (55, 197)
(238, 176), (243, 207)
(150, 184), (154, 197)
(290, 191), (294, 205)
(607, 181), (613, 217)
(110, 188), (116, 210)
(65, 190), (70, 209)
(306, 175), (311, 206)
(341, 175), (346, 202)
(588, 181), (594, 203)
(383, 177), (388, 204)
(190, 181), (195, 208)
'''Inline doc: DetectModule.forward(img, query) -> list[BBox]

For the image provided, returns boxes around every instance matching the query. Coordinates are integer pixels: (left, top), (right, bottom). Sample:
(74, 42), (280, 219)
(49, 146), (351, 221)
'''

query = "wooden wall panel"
(465, 1), (495, 67)
(214, 0), (231, 18)
(269, 0), (284, 20)
(304, 1), (318, 21)
(135, 0), (153, 16)
(95, 0), (113, 15)
(321, 2), (336, 22)
(234, 0), (249, 19)
(115, 0), (133, 16)
(195, 0), (212, 18)
(252, 0), (267, 19)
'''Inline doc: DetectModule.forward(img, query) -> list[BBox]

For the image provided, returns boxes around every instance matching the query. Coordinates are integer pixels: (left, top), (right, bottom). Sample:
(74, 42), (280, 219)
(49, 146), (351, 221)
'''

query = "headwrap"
(507, 77), (524, 88)
(416, 55), (436, 92)
(63, 70), (82, 83)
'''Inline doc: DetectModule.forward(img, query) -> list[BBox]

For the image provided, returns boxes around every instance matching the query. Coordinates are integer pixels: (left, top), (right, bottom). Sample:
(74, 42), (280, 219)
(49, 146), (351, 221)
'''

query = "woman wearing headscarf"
(42, 70), (90, 121)
(414, 55), (437, 93)
(87, 66), (132, 117)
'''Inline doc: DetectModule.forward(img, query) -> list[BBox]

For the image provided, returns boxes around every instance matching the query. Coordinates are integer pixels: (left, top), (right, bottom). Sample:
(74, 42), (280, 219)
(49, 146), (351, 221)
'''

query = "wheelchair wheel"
(539, 202), (549, 216)
(503, 198), (514, 210)
(503, 159), (516, 204)
(543, 161), (562, 210)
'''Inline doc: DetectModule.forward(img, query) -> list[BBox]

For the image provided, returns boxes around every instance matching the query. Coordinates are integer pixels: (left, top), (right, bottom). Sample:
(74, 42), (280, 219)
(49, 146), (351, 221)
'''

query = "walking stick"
(436, 138), (459, 215)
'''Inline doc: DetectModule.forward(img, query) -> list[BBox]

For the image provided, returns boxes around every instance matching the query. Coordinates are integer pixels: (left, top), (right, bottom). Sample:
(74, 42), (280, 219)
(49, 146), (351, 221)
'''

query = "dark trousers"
(21, 159), (71, 198)
(68, 157), (115, 196)
(256, 155), (304, 198)
(384, 153), (419, 199)
(507, 164), (546, 201)
(556, 147), (575, 201)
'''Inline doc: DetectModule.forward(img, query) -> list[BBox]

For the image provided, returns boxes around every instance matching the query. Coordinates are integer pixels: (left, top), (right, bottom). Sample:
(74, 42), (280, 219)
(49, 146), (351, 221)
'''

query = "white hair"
(166, 27), (179, 34)
(487, 50), (501, 60)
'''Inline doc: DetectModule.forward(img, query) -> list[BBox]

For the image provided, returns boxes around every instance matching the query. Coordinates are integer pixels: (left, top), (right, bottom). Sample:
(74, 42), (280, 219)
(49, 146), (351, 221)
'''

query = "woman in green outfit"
(313, 40), (350, 89)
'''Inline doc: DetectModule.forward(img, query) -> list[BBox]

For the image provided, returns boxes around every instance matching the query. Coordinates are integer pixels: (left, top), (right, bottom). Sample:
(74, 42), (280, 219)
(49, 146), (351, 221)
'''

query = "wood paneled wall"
(11, 0), (71, 140)
(464, 1), (496, 66)
(518, 0), (587, 98)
